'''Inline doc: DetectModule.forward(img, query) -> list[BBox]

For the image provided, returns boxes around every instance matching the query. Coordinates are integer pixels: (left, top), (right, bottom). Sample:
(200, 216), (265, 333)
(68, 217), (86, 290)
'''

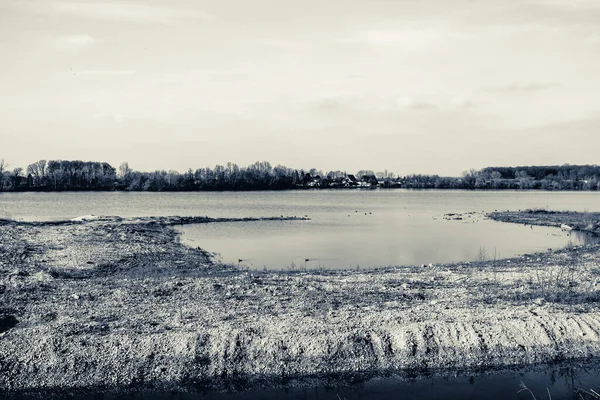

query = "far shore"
(1, 210), (600, 394)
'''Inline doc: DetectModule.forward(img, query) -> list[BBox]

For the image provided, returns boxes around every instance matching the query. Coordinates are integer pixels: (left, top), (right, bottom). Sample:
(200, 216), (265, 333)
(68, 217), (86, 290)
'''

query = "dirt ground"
(1, 211), (600, 393)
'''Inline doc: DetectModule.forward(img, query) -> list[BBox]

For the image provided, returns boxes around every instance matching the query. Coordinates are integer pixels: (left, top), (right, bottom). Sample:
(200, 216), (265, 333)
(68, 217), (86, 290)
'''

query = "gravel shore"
(1, 212), (600, 393)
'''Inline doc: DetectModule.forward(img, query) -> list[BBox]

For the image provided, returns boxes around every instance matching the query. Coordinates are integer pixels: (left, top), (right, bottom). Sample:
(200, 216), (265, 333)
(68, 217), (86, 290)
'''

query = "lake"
(1, 190), (598, 269)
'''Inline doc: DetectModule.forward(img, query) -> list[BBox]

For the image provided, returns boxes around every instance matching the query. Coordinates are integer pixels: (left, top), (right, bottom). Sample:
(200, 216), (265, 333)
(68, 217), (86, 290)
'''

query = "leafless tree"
(0, 159), (6, 191)
(118, 162), (131, 179)
(26, 159), (47, 186)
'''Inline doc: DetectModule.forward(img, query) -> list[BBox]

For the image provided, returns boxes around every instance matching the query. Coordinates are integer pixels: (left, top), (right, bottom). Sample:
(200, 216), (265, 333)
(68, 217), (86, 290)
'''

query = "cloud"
(465, 1), (600, 31)
(482, 83), (560, 93)
(525, 111), (600, 138)
(50, 1), (212, 23)
(532, 0), (599, 5)
(396, 96), (438, 110)
(450, 96), (478, 109)
(396, 96), (480, 111)
(529, 0), (600, 20)
(156, 69), (249, 86)
(339, 29), (468, 51)
(50, 34), (96, 51)
(304, 96), (370, 121)
(76, 70), (136, 76)
(93, 113), (125, 123)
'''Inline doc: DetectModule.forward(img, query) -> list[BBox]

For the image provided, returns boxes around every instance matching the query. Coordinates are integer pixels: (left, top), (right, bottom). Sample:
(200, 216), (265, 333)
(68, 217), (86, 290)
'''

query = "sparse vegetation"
(489, 210), (600, 235)
(518, 381), (548, 400)
(576, 388), (600, 399)
(476, 246), (488, 262)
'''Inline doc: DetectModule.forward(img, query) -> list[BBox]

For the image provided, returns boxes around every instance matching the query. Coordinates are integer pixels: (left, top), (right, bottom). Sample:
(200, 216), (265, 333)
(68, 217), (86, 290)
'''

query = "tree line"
(0, 159), (599, 192)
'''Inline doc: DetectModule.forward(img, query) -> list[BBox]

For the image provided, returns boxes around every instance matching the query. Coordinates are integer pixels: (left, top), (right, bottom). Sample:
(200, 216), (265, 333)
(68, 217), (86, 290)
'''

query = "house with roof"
(360, 174), (378, 188)
(344, 174), (359, 187)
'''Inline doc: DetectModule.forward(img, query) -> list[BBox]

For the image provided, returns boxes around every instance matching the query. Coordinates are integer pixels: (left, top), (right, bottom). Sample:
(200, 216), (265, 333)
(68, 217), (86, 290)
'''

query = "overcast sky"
(1, 0), (599, 176)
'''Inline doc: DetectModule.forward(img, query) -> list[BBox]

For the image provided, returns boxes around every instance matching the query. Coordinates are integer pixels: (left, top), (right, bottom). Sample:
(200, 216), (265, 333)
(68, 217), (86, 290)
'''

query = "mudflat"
(1, 211), (600, 393)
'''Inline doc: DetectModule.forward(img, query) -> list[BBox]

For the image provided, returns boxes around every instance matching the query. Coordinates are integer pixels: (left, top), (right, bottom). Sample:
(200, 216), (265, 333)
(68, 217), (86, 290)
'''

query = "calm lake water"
(5, 359), (600, 400)
(1, 190), (598, 269)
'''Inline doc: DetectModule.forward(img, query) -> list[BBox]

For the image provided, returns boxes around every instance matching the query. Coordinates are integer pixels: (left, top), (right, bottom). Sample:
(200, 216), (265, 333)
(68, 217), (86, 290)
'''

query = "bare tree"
(0, 159), (6, 191)
(117, 162), (131, 179)
(356, 170), (375, 179)
(26, 159), (47, 186)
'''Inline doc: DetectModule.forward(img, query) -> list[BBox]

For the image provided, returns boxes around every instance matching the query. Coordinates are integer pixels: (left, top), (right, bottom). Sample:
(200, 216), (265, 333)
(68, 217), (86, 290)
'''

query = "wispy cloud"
(48, 34), (96, 52)
(465, 0), (600, 31)
(312, 95), (475, 113)
(396, 96), (438, 110)
(92, 113), (125, 123)
(76, 70), (137, 76)
(532, 0), (599, 6)
(190, 70), (248, 83)
(339, 29), (469, 50)
(396, 96), (480, 111)
(482, 83), (561, 93)
(450, 96), (478, 109)
(50, 1), (212, 23)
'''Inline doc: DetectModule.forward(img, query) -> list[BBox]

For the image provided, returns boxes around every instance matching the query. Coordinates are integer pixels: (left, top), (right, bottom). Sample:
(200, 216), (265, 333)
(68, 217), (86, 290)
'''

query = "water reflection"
(176, 217), (588, 271)
(6, 360), (600, 400)
(567, 230), (600, 247)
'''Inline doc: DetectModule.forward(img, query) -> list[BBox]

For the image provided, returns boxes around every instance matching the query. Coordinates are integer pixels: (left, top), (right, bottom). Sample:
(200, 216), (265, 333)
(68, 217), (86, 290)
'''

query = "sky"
(1, 0), (599, 176)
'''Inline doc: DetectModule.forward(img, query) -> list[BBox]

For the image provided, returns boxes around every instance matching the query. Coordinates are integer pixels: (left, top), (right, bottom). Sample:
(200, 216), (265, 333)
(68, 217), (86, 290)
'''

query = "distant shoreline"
(2, 159), (599, 192)
(2, 186), (600, 193)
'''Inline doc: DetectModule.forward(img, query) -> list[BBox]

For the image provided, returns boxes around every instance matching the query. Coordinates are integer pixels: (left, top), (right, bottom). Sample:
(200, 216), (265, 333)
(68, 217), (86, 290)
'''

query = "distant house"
(344, 174), (359, 187)
(361, 174), (378, 187)
(378, 177), (394, 188)
(329, 176), (345, 188)
(307, 175), (322, 187)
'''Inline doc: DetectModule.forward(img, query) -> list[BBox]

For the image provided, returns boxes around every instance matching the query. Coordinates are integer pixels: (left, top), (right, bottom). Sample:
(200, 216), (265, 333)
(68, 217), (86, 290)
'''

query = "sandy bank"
(1, 212), (600, 393)
(488, 209), (600, 235)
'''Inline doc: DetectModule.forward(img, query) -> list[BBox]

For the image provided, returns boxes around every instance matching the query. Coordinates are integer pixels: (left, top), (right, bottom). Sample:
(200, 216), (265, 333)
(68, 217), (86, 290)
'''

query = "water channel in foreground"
(5, 359), (600, 400)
